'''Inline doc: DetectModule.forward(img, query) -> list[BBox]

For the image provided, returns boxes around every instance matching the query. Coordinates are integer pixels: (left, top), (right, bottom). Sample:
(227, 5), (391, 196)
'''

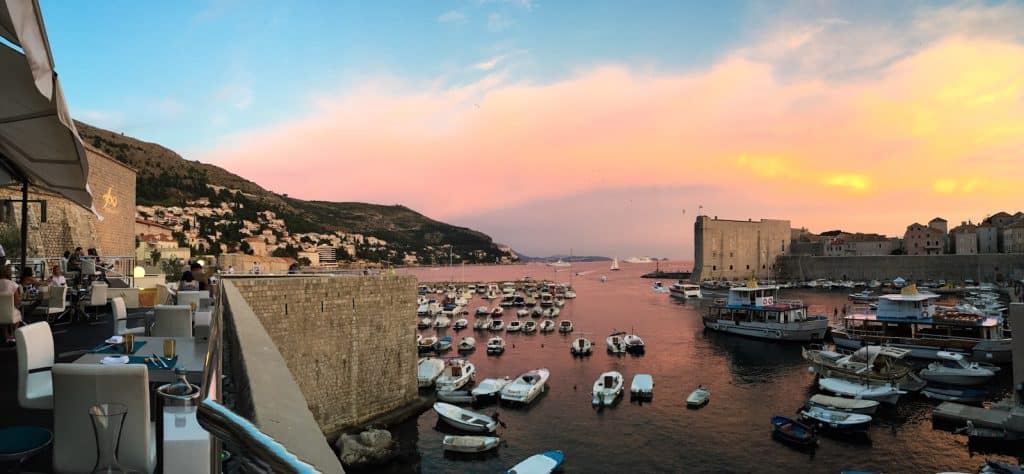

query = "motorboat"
(434, 315), (451, 328)
(703, 279), (829, 341)
(472, 377), (512, 399)
(489, 319), (505, 331)
(817, 377), (905, 405)
(571, 337), (592, 356)
(485, 284), (500, 300)
(540, 320), (556, 333)
(437, 390), (475, 404)
(771, 416), (817, 449)
(919, 351), (996, 386)
(624, 334), (645, 354)
(418, 317), (433, 329)
(475, 306), (491, 316)
(500, 294), (516, 307)
(506, 320), (523, 332)
(436, 359), (476, 391)
(434, 336), (453, 352)
(530, 307), (543, 317)
(506, 450), (564, 474)
(652, 281), (670, 294)
(433, 402), (497, 433)
(442, 435), (500, 453)
(564, 287), (577, 299)
(501, 368), (550, 405)
(592, 371), (624, 406)
(457, 337), (476, 352)
(607, 332), (627, 353)
(428, 301), (442, 315)
(807, 394), (878, 415)
(474, 318), (491, 330)
(441, 304), (460, 317)
(522, 320), (537, 333)
(539, 292), (554, 307)
(920, 386), (987, 404)
(418, 336), (438, 354)
(417, 357), (445, 387)
(669, 282), (702, 299)
(486, 337), (505, 355)
(516, 309), (529, 317)
(554, 298), (566, 308)
(630, 374), (654, 400)
(686, 385), (710, 407)
(453, 318), (469, 330)
(512, 295), (526, 306)
(558, 320), (573, 333)
(848, 290), (877, 303)
(417, 303), (429, 316)
(492, 307), (505, 316)
(525, 296), (537, 306)
(799, 405), (872, 431)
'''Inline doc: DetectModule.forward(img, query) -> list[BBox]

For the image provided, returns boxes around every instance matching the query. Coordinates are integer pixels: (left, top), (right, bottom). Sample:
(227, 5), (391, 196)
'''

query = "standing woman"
(0, 266), (21, 342)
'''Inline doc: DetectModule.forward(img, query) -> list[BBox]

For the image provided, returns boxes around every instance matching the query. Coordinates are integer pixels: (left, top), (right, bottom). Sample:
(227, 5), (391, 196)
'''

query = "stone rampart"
(776, 254), (1024, 282)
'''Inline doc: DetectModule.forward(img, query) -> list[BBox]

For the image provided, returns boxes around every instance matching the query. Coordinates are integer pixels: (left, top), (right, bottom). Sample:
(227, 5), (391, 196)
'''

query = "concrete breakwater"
(776, 254), (1024, 282)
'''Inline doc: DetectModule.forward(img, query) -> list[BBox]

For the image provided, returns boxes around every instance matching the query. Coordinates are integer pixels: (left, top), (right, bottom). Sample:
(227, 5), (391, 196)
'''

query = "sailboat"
(610, 258), (620, 271)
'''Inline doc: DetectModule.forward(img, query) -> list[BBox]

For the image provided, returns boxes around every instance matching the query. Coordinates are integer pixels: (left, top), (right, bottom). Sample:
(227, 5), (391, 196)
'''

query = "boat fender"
(921, 310), (928, 318)
(774, 329), (783, 338)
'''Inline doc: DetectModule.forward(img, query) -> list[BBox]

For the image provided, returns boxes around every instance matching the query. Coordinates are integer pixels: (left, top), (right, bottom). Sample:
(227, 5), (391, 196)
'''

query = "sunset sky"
(43, 0), (1024, 258)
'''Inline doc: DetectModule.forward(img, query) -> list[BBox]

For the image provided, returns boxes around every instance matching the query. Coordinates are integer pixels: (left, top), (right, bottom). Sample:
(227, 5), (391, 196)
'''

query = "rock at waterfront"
(336, 429), (397, 468)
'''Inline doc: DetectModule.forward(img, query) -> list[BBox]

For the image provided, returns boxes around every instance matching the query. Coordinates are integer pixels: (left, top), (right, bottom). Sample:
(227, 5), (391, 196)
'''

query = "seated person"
(179, 270), (200, 291)
(49, 266), (67, 286)
(67, 247), (83, 272)
(190, 262), (209, 291)
(20, 267), (41, 292)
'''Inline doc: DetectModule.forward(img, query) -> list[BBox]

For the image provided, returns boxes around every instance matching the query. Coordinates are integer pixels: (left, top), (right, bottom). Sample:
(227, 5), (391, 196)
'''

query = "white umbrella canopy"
(0, 0), (94, 212)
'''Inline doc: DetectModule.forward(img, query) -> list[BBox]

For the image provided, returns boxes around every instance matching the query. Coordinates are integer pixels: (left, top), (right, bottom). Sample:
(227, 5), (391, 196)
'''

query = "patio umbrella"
(1, 0), (94, 276)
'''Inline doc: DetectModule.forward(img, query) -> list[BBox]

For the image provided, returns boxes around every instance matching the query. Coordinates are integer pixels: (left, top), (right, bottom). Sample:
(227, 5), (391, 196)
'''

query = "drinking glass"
(163, 338), (176, 358)
(89, 403), (129, 473)
(122, 334), (135, 355)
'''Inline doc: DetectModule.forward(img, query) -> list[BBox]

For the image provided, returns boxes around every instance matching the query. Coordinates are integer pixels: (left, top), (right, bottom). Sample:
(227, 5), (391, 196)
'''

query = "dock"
(933, 402), (1014, 430)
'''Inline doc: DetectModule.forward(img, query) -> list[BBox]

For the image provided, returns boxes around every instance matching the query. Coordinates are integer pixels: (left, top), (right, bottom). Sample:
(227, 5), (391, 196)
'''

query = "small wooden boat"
(457, 337), (476, 352)
(607, 332), (627, 353)
(433, 402), (498, 433)
(540, 320), (555, 333)
(442, 435), (500, 453)
(592, 371), (624, 406)
(522, 320), (537, 333)
(624, 334), (645, 353)
(418, 336), (438, 354)
(630, 374), (653, 400)
(818, 377), (905, 405)
(558, 320), (573, 333)
(530, 307), (543, 317)
(506, 320), (523, 332)
(474, 317), (491, 330)
(492, 307), (504, 316)
(799, 405), (872, 431)
(475, 306), (490, 316)
(417, 357), (445, 387)
(807, 394), (879, 415)
(437, 390), (476, 404)
(453, 318), (469, 330)
(436, 359), (475, 391)
(418, 317), (433, 328)
(489, 319), (505, 331)
(516, 309), (529, 317)
(686, 385), (710, 407)
(771, 416), (817, 449)
(571, 337), (592, 356)
(486, 337), (505, 355)
(505, 450), (564, 474)
(434, 336), (453, 352)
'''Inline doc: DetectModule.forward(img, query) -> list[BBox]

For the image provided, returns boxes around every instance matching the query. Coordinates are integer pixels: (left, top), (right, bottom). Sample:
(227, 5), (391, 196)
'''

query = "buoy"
(807, 366), (815, 374)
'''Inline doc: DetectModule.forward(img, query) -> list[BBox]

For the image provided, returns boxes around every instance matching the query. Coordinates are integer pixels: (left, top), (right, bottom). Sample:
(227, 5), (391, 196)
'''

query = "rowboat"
(686, 385), (710, 407)
(433, 402), (497, 433)
(442, 435), (500, 453)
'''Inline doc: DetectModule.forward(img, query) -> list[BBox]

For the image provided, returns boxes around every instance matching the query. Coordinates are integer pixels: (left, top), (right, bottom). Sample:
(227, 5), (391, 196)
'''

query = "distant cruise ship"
(547, 259), (571, 267)
(623, 256), (654, 264)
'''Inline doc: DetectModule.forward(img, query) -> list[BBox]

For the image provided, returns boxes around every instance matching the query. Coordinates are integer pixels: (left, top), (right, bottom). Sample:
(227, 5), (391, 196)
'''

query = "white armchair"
(39, 285), (70, 328)
(112, 297), (145, 337)
(15, 322), (53, 410)
(85, 282), (108, 323)
(174, 290), (207, 310)
(52, 364), (155, 473)
(151, 305), (192, 337)
(0, 293), (22, 340)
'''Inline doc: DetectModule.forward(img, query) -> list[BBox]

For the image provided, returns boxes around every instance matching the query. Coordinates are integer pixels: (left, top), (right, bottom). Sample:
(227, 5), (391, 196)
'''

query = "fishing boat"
(592, 371), (624, 406)
(807, 394), (879, 415)
(506, 450), (564, 474)
(457, 337), (476, 352)
(417, 357), (445, 387)
(558, 320), (573, 333)
(610, 258), (620, 271)
(607, 332), (627, 353)
(434, 315), (451, 328)
(472, 377), (512, 399)
(433, 402), (498, 433)
(919, 351), (996, 386)
(624, 334), (645, 353)
(418, 317), (433, 329)
(540, 320), (556, 333)
(669, 282), (702, 299)
(418, 336), (439, 354)
(476, 306), (491, 316)
(442, 435), (500, 454)
(522, 320), (537, 333)
(686, 385), (710, 407)
(817, 377), (905, 405)
(434, 336), (453, 352)
(920, 386), (988, 404)
(501, 368), (550, 405)
(831, 285), (1012, 363)
(453, 318), (469, 330)
(570, 337), (592, 356)
(703, 279), (829, 341)
(516, 309), (529, 317)
(474, 317), (491, 330)
(486, 336), (505, 355)
(489, 319), (505, 331)
(630, 374), (654, 400)
(799, 405), (872, 431)
(771, 416), (817, 449)
(803, 345), (924, 391)
(506, 320), (523, 332)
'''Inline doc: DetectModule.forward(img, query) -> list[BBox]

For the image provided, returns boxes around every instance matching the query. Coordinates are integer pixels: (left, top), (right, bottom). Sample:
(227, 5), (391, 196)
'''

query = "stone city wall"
(776, 254), (1024, 282)
(692, 216), (791, 281)
(229, 275), (418, 438)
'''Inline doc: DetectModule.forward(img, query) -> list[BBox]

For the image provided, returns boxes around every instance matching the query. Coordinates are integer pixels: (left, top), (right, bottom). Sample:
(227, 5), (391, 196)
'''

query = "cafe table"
(73, 336), (209, 384)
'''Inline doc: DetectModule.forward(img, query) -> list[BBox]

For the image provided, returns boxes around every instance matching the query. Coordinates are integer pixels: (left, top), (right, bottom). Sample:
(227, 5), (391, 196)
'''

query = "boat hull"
(919, 371), (993, 386)
(442, 435), (500, 453)
(832, 332), (1013, 363)
(703, 318), (828, 342)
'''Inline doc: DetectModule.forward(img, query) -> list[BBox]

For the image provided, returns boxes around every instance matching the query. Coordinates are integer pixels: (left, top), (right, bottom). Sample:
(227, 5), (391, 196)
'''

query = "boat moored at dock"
(702, 279), (828, 341)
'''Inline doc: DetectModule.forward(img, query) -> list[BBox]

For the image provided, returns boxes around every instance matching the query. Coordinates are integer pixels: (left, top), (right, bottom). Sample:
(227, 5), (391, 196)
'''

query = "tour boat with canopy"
(703, 279), (829, 341)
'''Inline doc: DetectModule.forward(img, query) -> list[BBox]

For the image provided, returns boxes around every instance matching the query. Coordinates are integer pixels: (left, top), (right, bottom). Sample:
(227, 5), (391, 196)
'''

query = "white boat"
(516, 309), (529, 317)
(548, 259), (571, 267)
(507, 320), (523, 332)
(492, 306), (505, 316)
(442, 435), (500, 453)
(418, 317), (433, 329)
(540, 320), (555, 333)
(554, 298), (566, 308)
(539, 292), (554, 307)
(418, 336), (438, 353)
(437, 390), (475, 404)
(505, 450), (565, 474)
(799, 405), (872, 431)
(417, 357), (445, 387)
(807, 394), (879, 415)
(592, 371), (624, 406)
(471, 377), (512, 399)
(501, 368), (550, 404)
(486, 336), (505, 355)
(558, 320), (573, 333)
(610, 258), (620, 271)
(686, 385), (710, 407)
(669, 282), (702, 299)
(475, 306), (491, 316)
(436, 359), (476, 392)
(434, 315), (451, 328)
(522, 320), (537, 333)
(919, 351), (996, 386)
(607, 332), (627, 353)
(817, 377), (905, 405)
(564, 288), (577, 299)
(624, 256), (654, 264)
(485, 285), (500, 300)
(703, 279), (829, 341)
(457, 337), (476, 352)
(530, 307), (543, 317)
(624, 334), (645, 353)
(417, 303), (430, 315)
(571, 337), (592, 356)
(474, 317), (491, 330)
(433, 402), (497, 433)
(453, 318), (468, 330)
(489, 319), (505, 331)
(630, 374), (654, 399)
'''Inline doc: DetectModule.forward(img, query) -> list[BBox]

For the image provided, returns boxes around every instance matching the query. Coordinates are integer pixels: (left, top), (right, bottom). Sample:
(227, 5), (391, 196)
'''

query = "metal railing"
(8, 255), (137, 287)
(195, 280), (321, 474)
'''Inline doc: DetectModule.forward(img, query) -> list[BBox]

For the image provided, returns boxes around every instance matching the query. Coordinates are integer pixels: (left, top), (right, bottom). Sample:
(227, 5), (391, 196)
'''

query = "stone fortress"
(691, 215), (791, 281)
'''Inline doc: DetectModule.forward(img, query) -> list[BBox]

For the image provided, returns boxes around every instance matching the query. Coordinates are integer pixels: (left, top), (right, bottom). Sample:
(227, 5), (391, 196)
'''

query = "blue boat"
(434, 336), (453, 352)
(506, 450), (564, 474)
(771, 416), (817, 449)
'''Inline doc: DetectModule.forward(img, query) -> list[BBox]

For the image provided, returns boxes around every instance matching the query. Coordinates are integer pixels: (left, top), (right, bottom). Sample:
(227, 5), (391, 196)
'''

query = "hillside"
(76, 122), (512, 263)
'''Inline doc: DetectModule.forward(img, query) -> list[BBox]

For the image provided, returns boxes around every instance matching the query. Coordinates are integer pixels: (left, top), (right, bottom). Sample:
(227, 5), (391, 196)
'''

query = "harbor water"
(386, 261), (1018, 473)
